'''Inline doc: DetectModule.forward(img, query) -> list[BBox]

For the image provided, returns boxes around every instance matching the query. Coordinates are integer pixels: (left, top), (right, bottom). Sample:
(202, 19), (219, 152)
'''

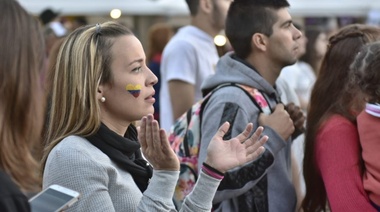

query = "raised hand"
(204, 122), (268, 173)
(258, 104), (294, 141)
(137, 114), (180, 171)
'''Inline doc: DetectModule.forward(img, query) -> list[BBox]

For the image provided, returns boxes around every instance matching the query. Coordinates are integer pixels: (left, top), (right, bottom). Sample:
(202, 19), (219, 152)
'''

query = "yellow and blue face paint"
(126, 84), (141, 98)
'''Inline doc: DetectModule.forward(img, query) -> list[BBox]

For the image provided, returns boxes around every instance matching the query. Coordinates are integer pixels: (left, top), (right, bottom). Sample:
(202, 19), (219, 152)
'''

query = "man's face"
(265, 8), (302, 68)
(210, 0), (233, 32)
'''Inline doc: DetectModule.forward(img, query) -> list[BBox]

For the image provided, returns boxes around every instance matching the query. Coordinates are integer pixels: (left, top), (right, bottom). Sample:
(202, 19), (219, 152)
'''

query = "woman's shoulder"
(48, 135), (110, 164)
(54, 135), (96, 152)
(318, 114), (358, 140)
(322, 114), (355, 129)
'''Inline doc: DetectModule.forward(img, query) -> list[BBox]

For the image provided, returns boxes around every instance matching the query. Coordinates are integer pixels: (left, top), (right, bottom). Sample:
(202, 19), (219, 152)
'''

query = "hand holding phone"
(29, 184), (80, 212)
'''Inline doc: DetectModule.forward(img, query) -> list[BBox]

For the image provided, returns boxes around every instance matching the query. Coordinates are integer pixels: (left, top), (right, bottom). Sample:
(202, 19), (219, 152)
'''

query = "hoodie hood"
(201, 52), (278, 98)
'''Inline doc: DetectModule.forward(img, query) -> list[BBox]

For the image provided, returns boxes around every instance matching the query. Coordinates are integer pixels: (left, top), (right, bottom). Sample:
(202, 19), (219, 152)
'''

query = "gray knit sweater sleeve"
(43, 135), (221, 212)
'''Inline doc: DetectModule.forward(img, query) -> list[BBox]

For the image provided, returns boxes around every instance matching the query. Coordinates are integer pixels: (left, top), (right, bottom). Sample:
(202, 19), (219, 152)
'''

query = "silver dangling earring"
(100, 97), (106, 102)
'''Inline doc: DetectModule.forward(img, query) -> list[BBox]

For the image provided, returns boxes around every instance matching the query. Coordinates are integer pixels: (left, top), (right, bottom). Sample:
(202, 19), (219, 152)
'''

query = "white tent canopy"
(19, 0), (380, 17)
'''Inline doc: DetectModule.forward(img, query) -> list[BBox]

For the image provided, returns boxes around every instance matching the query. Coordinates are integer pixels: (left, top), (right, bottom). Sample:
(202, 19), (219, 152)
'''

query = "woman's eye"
(132, 67), (142, 72)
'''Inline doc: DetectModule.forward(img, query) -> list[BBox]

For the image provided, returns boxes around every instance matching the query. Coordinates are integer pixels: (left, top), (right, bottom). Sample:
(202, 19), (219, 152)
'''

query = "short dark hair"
(226, 0), (290, 59)
(185, 0), (199, 16)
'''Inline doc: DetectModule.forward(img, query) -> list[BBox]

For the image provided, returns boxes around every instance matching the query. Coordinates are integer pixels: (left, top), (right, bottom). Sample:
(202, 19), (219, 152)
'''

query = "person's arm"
(43, 141), (117, 212)
(138, 170), (179, 212)
(169, 80), (195, 121)
(161, 40), (198, 122)
(138, 115), (267, 212)
(180, 121), (267, 212)
(316, 117), (377, 212)
(357, 109), (380, 206)
(199, 88), (287, 203)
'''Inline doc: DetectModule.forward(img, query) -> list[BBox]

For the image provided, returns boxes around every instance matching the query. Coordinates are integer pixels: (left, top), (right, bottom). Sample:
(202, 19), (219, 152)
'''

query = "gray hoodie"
(199, 52), (296, 211)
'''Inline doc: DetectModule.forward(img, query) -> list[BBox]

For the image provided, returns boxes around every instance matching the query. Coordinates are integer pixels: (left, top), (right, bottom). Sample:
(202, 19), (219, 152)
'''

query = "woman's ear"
(97, 84), (104, 101)
(252, 33), (268, 52)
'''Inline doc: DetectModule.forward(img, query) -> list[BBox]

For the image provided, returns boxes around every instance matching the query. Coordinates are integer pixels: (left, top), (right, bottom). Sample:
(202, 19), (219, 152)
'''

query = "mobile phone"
(29, 184), (80, 212)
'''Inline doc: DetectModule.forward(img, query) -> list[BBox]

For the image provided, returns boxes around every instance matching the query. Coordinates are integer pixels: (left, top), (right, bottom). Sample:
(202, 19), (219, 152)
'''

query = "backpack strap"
(202, 83), (269, 114)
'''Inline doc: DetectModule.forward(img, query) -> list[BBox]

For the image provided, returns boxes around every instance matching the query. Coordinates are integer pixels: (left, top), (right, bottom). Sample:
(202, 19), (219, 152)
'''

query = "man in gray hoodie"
(198, 0), (303, 211)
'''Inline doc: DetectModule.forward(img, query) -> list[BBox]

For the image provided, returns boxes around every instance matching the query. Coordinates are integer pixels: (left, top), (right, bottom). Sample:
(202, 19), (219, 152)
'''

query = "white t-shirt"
(159, 25), (218, 132)
(278, 61), (316, 197)
(279, 61), (316, 106)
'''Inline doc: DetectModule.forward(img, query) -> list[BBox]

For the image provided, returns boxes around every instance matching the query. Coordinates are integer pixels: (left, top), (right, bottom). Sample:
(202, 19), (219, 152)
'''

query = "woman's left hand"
(138, 114), (180, 171)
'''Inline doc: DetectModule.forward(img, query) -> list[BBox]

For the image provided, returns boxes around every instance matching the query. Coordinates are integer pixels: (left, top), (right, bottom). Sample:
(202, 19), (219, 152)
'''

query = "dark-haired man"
(198, 0), (303, 211)
(160, 0), (232, 131)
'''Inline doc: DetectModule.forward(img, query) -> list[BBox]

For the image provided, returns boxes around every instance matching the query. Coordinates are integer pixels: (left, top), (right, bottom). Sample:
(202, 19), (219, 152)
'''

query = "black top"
(0, 169), (30, 212)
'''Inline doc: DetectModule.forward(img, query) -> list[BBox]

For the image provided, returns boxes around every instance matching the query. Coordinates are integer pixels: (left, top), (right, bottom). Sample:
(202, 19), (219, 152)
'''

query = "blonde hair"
(42, 22), (133, 171)
(0, 0), (45, 191)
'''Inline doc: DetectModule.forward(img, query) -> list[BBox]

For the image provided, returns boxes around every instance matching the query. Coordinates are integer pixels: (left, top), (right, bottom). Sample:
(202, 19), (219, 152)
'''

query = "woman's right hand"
(138, 114), (180, 171)
(204, 122), (268, 173)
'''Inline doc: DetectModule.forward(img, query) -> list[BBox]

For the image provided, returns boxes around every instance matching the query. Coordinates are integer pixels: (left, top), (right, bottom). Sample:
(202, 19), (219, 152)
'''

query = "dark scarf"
(86, 123), (153, 192)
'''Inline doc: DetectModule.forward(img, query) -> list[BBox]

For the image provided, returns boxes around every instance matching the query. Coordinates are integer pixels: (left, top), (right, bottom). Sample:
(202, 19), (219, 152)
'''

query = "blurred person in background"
(160, 0), (233, 131)
(300, 26), (328, 77)
(0, 0), (46, 211)
(39, 8), (67, 57)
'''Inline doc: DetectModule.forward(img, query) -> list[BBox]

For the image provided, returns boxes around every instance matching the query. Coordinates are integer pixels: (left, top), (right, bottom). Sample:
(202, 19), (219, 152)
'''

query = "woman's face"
(99, 35), (158, 127)
(314, 32), (328, 58)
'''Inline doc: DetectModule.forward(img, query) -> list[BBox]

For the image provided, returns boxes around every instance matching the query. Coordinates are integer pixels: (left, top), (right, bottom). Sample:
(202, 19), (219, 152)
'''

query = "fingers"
(159, 129), (171, 152)
(274, 103), (285, 111)
(246, 134), (268, 161)
(145, 115), (154, 149)
(248, 146), (266, 161)
(285, 102), (295, 111)
(235, 123), (254, 143)
(215, 122), (230, 139)
(138, 116), (147, 149)
(149, 115), (162, 150)
(243, 125), (263, 144)
(243, 126), (268, 156)
(139, 114), (161, 150)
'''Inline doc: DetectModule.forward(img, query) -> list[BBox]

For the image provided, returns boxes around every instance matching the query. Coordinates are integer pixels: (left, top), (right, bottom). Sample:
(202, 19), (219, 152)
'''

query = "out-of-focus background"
(19, 0), (380, 50)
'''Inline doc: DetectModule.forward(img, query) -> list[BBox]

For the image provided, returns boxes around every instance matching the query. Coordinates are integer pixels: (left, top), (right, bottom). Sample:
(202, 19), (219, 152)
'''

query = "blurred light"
(214, 35), (227, 46)
(110, 9), (122, 19)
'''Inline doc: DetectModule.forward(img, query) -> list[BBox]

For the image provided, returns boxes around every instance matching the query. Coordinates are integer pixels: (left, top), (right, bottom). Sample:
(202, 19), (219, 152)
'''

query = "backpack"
(168, 83), (269, 208)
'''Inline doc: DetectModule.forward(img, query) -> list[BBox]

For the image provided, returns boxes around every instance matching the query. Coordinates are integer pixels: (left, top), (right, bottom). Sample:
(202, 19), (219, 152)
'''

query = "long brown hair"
(0, 0), (46, 192)
(302, 24), (380, 212)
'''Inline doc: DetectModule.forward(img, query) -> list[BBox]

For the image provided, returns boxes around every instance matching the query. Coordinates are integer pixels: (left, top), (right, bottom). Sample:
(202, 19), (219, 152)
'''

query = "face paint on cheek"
(126, 84), (142, 98)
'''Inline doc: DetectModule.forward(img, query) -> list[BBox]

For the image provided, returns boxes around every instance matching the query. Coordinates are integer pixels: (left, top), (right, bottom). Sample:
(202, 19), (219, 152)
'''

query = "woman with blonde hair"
(42, 21), (268, 211)
(0, 0), (46, 211)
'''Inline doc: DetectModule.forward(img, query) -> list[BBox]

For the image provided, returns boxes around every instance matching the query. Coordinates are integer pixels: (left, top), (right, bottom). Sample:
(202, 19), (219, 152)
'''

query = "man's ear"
(252, 33), (268, 52)
(199, 0), (213, 14)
